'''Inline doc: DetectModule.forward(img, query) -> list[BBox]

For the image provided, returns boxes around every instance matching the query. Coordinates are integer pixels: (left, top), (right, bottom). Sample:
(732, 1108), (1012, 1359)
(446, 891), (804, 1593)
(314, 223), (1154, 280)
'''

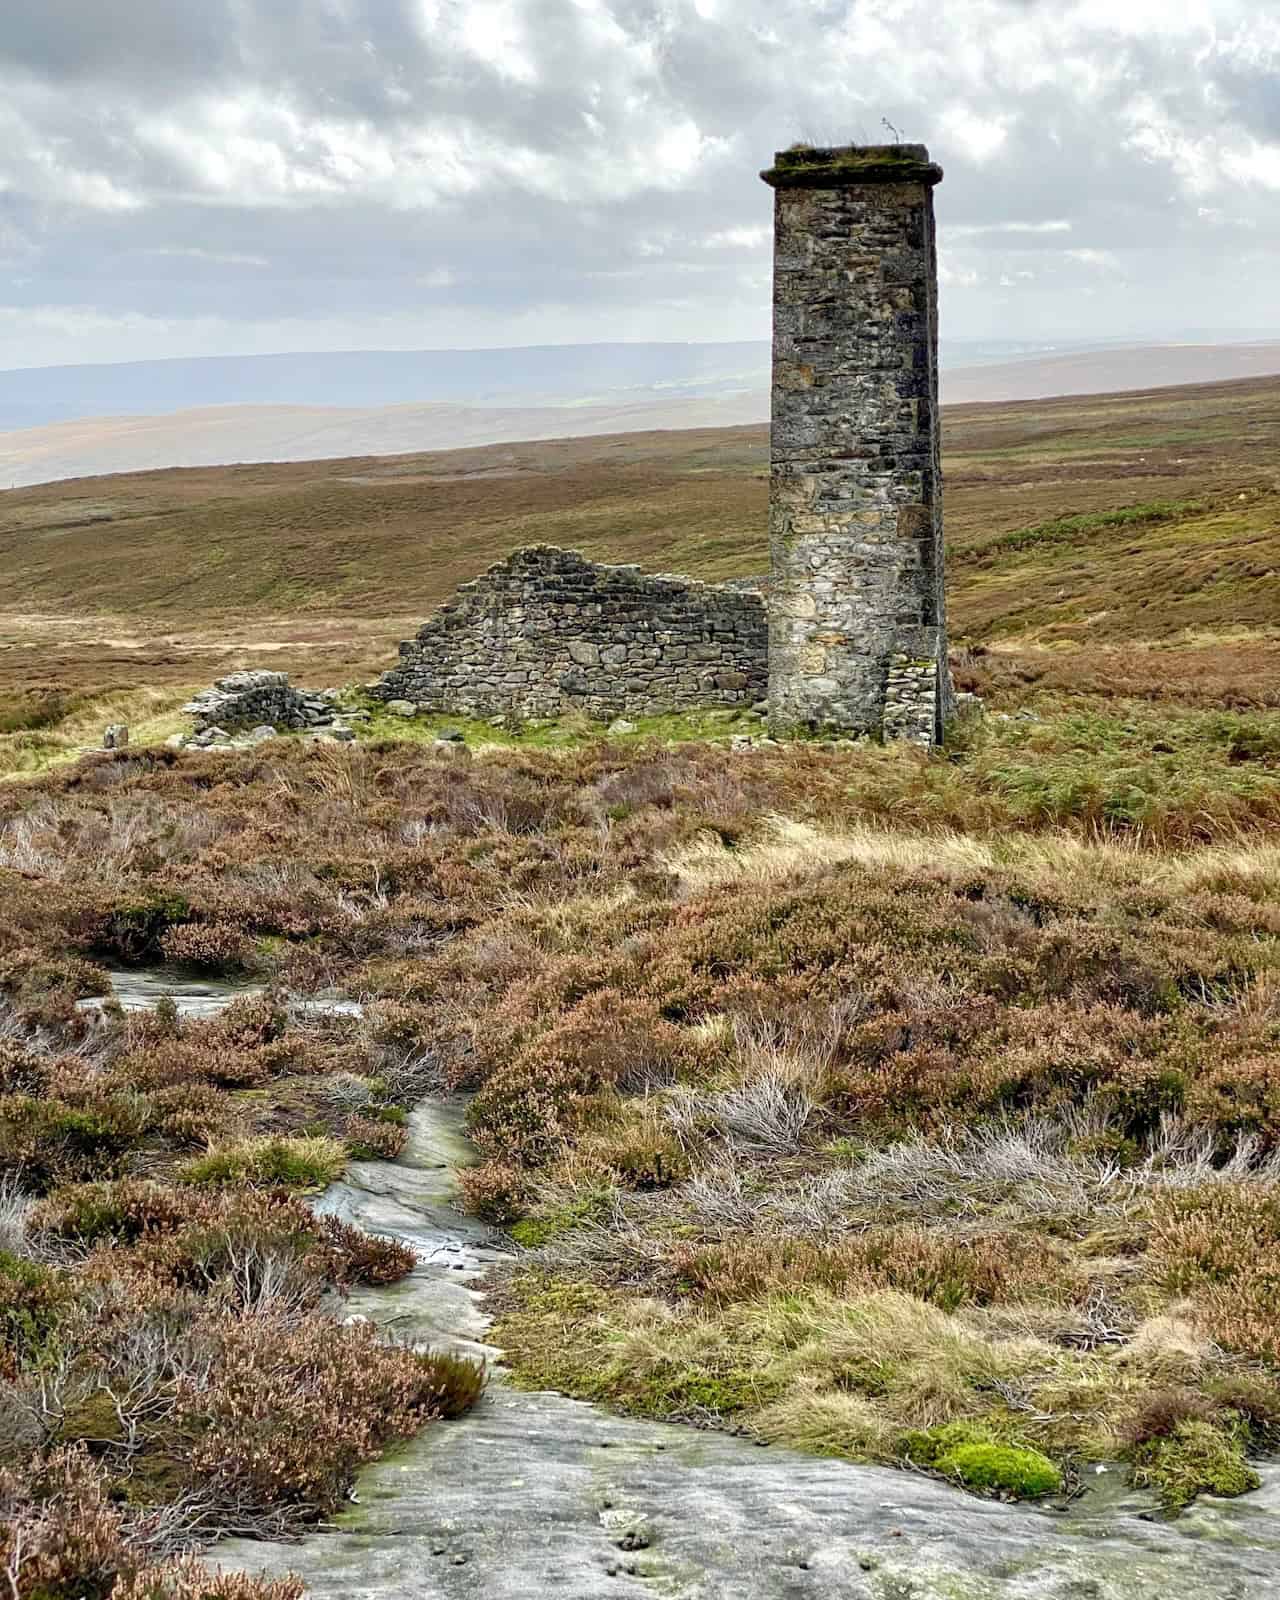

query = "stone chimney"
(762, 143), (952, 744)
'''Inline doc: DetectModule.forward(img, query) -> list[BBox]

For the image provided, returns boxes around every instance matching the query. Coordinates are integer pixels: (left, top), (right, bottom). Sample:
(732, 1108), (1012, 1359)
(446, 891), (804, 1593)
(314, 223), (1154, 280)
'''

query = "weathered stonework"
(182, 671), (336, 733)
(373, 546), (767, 720)
(762, 143), (952, 743)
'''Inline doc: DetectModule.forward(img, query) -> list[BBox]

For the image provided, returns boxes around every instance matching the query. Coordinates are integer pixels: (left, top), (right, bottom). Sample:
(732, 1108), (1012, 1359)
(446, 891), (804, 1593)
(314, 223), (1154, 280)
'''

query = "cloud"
(1, 0), (1279, 368)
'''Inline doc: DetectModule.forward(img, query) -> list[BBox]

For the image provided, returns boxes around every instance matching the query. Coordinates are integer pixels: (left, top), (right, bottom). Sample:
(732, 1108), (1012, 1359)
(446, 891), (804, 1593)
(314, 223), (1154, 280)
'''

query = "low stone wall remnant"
(181, 672), (336, 734)
(373, 546), (768, 720)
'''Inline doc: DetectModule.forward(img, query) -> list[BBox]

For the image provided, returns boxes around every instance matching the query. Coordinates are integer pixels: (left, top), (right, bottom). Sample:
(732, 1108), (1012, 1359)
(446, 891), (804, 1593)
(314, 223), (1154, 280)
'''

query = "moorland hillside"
(1, 372), (1278, 776)
(4, 375), (1280, 1594)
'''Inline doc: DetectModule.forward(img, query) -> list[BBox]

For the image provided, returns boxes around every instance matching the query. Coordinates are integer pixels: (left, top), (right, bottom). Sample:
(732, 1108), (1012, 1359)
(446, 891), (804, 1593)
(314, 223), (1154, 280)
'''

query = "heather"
(0, 775), (489, 1596)
(3, 663), (1280, 1562)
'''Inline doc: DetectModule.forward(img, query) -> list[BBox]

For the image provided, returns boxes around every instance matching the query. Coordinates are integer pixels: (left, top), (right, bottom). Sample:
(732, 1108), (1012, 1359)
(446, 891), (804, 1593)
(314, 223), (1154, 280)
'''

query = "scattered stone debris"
(174, 671), (347, 751)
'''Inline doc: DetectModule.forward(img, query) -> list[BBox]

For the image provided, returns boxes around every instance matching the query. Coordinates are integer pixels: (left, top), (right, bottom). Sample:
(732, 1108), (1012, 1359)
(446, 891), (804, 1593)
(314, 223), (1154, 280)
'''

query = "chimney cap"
(761, 143), (942, 189)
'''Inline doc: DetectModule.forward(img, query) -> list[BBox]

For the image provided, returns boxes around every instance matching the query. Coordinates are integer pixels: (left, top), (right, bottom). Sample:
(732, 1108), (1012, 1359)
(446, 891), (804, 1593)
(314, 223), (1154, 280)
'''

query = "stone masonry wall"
(374, 546), (768, 719)
(181, 671), (340, 734)
(762, 144), (953, 743)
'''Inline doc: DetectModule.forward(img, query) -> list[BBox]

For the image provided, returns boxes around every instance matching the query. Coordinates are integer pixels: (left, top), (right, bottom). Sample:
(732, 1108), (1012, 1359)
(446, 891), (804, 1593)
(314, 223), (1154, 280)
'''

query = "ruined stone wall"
(182, 671), (318, 732)
(762, 143), (952, 742)
(374, 546), (768, 720)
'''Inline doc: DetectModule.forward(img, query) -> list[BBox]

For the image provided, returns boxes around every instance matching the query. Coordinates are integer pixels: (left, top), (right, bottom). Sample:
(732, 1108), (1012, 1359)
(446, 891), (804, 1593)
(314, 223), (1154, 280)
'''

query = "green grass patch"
(957, 499), (1202, 563)
(178, 1135), (347, 1190)
(349, 697), (766, 752)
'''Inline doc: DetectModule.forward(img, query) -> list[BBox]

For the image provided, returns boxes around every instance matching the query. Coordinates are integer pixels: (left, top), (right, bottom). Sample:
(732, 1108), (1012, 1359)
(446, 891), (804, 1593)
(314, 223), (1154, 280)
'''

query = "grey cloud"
(0, 0), (240, 88)
(2, 0), (1279, 369)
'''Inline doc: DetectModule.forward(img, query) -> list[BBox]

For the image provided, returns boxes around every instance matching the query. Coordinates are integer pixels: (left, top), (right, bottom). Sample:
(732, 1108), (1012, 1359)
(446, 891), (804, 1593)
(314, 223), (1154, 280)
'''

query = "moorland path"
(211, 1100), (1280, 1600)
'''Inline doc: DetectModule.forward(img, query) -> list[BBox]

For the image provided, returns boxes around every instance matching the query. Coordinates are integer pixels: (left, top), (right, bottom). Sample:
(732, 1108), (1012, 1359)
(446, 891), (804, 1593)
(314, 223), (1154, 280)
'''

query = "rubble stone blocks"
(373, 546), (768, 720)
(762, 143), (953, 743)
(181, 671), (336, 735)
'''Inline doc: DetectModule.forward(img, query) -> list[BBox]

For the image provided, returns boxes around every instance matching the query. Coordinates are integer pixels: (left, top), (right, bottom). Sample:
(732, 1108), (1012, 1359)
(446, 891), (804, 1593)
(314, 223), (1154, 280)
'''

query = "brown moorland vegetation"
(0, 867), (484, 1593)
(1, 683), (1280, 1536)
(2, 375), (1280, 1570)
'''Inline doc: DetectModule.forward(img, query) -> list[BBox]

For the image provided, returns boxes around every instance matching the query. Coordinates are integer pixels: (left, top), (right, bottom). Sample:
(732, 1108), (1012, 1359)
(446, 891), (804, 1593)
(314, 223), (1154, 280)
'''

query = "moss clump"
(902, 1422), (1062, 1499)
(1130, 1419), (1260, 1513)
(509, 1192), (606, 1248)
(937, 1441), (1062, 1499)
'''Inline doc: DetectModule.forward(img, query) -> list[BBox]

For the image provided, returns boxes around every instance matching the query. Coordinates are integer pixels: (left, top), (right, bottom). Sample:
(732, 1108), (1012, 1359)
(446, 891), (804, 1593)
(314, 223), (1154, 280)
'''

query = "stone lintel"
(762, 143), (943, 190)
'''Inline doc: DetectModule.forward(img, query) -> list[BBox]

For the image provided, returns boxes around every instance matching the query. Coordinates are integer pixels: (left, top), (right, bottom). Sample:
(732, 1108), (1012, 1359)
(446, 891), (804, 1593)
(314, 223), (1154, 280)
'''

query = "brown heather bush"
(32, 1179), (416, 1293)
(159, 922), (256, 975)
(343, 1113), (408, 1160)
(1150, 1184), (1280, 1361)
(456, 1158), (529, 1222)
(0, 1446), (304, 1600)
(1118, 1387), (1220, 1447)
(672, 1227), (1076, 1313)
(467, 989), (702, 1165)
(182, 1316), (482, 1515)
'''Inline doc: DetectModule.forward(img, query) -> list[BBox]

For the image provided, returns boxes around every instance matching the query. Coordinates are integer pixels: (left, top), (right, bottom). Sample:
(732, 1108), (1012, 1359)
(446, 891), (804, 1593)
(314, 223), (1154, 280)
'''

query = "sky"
(2, 0), (1279, 371)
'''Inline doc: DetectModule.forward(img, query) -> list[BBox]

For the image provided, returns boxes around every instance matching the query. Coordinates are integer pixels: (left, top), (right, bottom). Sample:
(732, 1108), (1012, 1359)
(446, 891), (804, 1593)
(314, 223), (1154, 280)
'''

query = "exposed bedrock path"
(205, 1101), (1280, 1600)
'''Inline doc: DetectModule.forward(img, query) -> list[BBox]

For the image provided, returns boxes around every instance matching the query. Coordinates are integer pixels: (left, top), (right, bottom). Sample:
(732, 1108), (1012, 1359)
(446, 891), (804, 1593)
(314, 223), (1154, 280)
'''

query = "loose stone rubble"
(181, 670), (337, 734)
(174, 671), (347, 749)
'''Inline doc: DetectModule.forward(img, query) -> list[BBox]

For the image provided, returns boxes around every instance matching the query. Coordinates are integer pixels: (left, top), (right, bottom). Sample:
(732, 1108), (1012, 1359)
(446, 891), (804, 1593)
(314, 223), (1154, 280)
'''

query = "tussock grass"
(0, 684), (194, 781)
(178, 1134), (348, 1189)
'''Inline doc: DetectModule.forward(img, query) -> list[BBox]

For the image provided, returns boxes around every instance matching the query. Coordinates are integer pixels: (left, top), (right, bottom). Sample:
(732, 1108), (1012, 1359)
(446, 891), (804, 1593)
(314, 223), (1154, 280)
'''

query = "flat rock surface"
(215, 1103), (1280, 1600)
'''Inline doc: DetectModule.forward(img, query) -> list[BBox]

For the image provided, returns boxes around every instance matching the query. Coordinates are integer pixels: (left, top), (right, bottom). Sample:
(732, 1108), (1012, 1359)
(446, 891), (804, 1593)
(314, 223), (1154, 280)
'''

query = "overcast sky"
(2, 0), (1279, 370)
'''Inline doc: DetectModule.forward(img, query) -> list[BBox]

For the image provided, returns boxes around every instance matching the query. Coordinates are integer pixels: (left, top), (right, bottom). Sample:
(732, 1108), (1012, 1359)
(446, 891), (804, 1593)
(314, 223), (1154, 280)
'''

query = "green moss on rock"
(1131, 1419), (1260, 1513)
(902, 1422), (1062, 1499)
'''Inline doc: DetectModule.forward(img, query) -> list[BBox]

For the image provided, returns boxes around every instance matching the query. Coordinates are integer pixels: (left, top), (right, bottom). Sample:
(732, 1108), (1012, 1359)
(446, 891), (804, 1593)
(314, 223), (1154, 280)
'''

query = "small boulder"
(607, 719), (637, 736)
(103, 723), (129, 750)
(386, 699), (418, 718)
(328, 725), (356, 743)
(246, 725), (276, 744)
(436, 728), (466, 743)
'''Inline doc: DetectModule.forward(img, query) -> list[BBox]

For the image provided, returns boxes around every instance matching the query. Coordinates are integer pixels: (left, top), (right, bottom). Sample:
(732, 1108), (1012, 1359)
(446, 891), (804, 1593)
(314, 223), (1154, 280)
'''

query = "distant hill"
(0, 343), (770, 433)
(0, 395), (768, 492)
(943, 340), (1280, 403)
(4, 339), (1280, 489)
